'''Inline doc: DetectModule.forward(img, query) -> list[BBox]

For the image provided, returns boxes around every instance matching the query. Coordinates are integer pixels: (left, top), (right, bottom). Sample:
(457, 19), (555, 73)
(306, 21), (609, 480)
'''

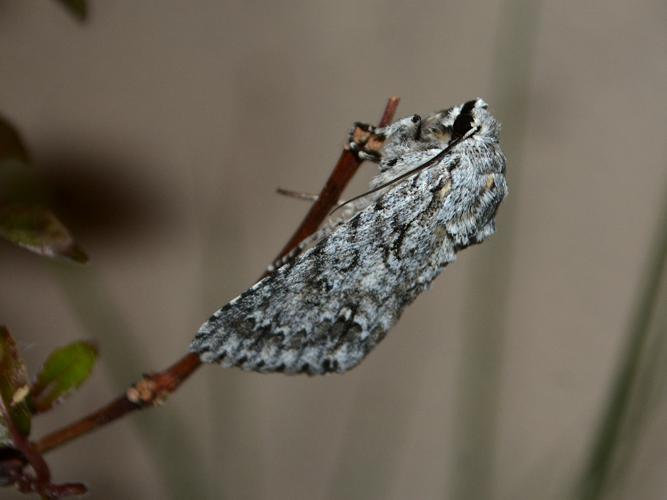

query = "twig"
(32, 96), (400, 456)
(0, 398), (49, 484)
(35, 352), (201, 454)
(274, 96), (400, 262)
(0, 396), (86, 497)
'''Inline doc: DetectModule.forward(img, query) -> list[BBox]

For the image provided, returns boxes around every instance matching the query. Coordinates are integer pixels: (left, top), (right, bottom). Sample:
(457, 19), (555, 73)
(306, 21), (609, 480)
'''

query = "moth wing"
(190, 162), (453, 375)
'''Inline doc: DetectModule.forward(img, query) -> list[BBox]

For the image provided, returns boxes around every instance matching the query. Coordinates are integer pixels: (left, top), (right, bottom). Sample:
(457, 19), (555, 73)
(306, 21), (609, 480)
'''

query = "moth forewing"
(190, 98), (507, 375)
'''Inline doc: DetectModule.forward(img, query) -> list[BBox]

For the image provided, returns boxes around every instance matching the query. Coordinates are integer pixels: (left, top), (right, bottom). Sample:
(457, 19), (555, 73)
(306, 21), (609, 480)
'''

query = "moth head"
(429, 98), (500, 144)
(454, 98), (500, 142)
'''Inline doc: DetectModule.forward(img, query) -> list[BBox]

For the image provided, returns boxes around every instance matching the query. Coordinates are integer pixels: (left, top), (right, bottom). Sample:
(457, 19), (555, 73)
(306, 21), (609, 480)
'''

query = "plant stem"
(35, 352), (201, 454)
(577, 183), (667, 500)
(33, 96), (400, 456)
(274, 96), (400, 263)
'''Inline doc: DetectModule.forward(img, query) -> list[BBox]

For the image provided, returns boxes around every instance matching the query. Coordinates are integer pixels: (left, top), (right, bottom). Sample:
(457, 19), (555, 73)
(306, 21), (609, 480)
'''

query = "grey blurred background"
(1, 1), (666, 499)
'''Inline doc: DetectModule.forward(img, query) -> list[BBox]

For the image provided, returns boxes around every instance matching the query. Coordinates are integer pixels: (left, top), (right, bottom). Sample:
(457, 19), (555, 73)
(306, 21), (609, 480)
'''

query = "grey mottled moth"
(190, 98), (507, 375)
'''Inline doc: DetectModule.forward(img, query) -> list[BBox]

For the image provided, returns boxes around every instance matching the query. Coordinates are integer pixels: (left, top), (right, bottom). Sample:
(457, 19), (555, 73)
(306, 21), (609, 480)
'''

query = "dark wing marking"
(190, 162), (454, 375)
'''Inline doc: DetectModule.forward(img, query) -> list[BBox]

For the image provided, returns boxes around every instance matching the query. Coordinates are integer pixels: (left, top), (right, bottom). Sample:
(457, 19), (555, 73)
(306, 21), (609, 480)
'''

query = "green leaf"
(0, 204), (88, 263)
(54, 0), (88, 21)
(30, 341), (97, 413)
(0, 115), (29, 163)
(0, 327), (31, 443)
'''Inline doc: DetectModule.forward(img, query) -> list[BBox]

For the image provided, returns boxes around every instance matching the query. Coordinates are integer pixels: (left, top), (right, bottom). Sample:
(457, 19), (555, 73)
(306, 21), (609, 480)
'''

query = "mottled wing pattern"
(191, 99), (507, 375)
(193, 159), (456, 374)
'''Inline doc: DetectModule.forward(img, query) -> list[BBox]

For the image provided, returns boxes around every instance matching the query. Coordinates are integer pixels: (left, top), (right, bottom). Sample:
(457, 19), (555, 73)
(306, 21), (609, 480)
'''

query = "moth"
(190, 98), (507, 375)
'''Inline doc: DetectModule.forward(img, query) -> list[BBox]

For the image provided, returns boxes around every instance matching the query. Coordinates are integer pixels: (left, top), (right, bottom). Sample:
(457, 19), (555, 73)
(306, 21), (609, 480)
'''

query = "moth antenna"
(330, 126), (479, 215)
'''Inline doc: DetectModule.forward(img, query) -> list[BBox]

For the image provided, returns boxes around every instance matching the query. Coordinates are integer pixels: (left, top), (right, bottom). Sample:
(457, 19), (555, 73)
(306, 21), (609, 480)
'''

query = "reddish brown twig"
(274, 96), (400, 261)
(33, 96), (400, 457)
(0, 397), (86, 497)
(35, 352), (201, 454)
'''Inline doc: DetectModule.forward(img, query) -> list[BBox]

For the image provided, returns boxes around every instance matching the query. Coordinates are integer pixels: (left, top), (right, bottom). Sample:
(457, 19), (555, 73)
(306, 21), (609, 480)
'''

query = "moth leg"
(276, 187), (348, 206)
(276, 187), (319, 202)
(347, 122), (385, 163)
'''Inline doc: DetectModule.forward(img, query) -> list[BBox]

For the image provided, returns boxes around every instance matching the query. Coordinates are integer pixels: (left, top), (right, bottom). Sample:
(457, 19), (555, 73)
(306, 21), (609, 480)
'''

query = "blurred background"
(1, 1), (666, 499)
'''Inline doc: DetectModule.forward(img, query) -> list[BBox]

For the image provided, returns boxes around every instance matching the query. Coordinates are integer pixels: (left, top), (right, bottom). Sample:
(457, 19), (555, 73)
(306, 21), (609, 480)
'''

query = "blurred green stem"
(577, 183), (667, 500)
